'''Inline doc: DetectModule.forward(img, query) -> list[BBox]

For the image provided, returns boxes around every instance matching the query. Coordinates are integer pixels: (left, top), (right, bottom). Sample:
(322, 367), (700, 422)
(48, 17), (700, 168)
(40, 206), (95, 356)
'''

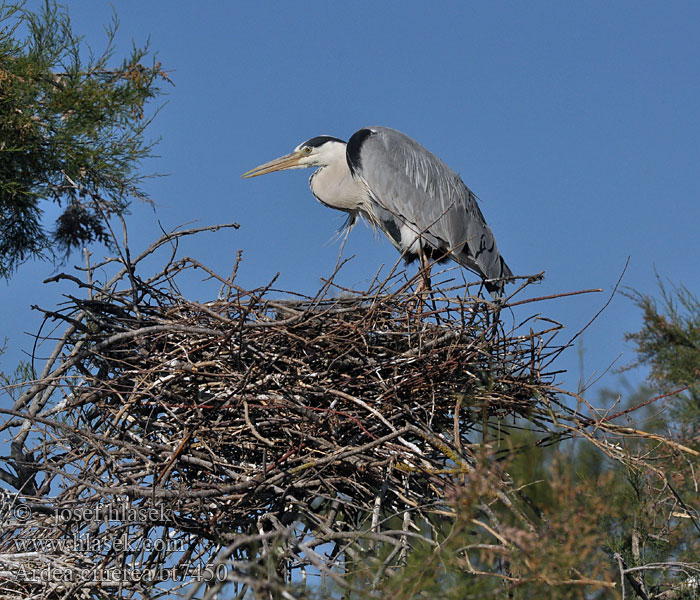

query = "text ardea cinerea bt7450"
(242, 126), (512, 295)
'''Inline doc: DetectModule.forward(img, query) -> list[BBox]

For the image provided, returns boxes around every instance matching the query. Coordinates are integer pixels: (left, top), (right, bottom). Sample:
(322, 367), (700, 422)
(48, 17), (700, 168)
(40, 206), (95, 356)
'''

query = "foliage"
(0, 0), (169, 278)
(624, 277), (700, 425)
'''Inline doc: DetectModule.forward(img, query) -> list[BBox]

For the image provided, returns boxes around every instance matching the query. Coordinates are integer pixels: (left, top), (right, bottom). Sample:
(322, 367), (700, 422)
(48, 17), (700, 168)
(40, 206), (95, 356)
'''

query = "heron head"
(241, 135), (346, 178)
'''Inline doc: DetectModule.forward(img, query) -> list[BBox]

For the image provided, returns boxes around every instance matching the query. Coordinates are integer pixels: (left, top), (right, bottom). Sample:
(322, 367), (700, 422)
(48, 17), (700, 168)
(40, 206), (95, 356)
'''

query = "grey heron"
(242, 127), (512, 295)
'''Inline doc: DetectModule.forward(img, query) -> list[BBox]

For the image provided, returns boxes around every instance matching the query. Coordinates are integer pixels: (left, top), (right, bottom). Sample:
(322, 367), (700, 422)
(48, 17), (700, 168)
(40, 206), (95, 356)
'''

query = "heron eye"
(303, 147), (313, 155)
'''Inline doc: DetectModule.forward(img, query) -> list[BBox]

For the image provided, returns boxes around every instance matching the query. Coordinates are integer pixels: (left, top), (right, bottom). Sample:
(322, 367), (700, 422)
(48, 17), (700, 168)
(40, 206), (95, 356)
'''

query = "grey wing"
(348, 127), (512, 291)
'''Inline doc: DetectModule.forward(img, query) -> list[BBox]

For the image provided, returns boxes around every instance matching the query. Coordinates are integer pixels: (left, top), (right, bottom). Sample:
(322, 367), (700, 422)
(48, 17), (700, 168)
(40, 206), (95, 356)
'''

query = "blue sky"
(3, 2), (699, 399)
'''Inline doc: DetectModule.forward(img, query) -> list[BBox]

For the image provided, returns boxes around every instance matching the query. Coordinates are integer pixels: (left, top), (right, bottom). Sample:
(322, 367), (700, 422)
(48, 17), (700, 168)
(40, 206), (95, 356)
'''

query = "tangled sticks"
(1, 223), (613, 599)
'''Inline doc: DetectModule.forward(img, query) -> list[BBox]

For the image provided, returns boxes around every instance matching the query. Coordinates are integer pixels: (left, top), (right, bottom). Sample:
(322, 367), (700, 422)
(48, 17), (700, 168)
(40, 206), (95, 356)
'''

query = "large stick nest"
(69, 274), (542, 509)
(1, 224), (606, 599)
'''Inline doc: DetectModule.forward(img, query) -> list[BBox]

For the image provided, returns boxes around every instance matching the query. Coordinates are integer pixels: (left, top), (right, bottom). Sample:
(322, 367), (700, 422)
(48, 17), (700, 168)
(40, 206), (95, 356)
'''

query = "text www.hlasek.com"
(11, 534), (186, 553)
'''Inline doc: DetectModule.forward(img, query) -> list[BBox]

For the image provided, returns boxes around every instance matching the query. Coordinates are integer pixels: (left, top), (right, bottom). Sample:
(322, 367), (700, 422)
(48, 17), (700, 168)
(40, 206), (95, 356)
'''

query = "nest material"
(0, 225), (586, 599)
(77, 290), (539, 504)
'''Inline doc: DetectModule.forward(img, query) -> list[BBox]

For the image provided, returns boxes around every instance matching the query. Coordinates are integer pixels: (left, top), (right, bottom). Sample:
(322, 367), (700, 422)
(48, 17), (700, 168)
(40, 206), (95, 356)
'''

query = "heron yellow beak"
(241, 151), (304, 178)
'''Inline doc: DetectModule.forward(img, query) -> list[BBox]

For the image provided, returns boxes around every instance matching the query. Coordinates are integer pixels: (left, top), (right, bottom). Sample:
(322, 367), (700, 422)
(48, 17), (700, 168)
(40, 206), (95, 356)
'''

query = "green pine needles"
(0, 0), (169, 277)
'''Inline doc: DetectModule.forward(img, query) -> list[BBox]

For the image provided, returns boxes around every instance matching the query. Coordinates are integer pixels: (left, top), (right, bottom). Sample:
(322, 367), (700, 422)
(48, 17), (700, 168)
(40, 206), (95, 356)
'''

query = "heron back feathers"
(348, 127), (512, 294)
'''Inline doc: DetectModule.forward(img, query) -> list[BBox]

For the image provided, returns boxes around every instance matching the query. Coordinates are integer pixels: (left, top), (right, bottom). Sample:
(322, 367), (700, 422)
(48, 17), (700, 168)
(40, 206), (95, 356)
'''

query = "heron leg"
(406, 244), (435, 322)
(416, 244), (432, 295)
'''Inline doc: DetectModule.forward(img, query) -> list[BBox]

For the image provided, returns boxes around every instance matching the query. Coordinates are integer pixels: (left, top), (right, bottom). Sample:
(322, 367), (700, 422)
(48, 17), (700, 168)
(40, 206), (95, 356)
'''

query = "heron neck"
(309, 161), (365, 213)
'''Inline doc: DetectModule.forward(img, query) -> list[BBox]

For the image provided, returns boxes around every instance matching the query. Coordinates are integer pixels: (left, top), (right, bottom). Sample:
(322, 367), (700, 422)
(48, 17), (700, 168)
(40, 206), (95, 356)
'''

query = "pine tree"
(625, 278), (700, 426)
(0, 1), (169, 278)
